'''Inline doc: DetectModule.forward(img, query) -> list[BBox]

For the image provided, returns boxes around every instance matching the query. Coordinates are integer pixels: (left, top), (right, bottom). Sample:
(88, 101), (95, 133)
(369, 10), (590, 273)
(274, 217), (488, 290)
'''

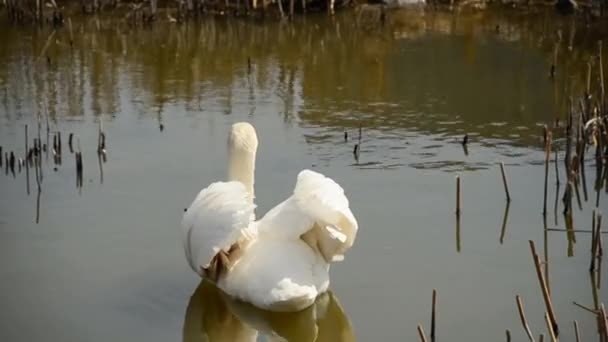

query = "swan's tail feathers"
(294, 170), (359, 260)
(181, 181), (257, 277)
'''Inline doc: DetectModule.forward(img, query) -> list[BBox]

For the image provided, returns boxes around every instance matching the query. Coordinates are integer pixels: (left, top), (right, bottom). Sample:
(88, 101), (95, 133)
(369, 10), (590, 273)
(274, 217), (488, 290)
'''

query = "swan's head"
(229, 122), (258, 154)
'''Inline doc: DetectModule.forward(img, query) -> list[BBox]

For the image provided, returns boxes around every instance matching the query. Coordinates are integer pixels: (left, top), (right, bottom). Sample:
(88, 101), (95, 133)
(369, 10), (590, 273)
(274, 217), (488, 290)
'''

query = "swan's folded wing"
(181, 181), (256, 275)
(259, 170), (358, 261)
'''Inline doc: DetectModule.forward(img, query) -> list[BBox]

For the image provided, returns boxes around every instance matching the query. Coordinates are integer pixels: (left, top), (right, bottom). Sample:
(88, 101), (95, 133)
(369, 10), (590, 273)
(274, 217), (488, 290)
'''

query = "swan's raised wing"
(181, 181), (256, 276)
(258, 170), (358, 262)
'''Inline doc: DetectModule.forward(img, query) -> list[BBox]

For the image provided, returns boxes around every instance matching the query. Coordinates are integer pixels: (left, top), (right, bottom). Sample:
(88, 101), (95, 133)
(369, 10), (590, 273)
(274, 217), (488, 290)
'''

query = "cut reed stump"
(529, 240), (559, 335)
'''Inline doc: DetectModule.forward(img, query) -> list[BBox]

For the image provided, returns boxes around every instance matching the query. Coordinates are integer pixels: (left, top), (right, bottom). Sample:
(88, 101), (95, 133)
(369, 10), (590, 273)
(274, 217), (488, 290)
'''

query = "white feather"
(258, 169), (358, 261)
(181, 181), (256, 275)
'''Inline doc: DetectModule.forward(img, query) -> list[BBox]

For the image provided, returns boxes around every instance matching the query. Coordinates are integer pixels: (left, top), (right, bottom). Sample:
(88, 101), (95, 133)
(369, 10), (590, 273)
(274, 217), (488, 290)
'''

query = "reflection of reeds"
(499, 202), (510, 244)
(499, 162), (511, 202)
(456, 176), (461, 217)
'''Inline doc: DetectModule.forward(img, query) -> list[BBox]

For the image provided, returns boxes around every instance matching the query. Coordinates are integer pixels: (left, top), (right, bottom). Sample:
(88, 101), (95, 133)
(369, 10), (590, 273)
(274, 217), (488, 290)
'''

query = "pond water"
(0, 7), (607, 342)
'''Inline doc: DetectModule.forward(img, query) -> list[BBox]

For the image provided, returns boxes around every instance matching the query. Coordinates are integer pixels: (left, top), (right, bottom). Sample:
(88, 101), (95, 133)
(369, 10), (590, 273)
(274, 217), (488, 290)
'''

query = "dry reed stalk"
(516, 295), (535, 342)
(506, 330), (511, 342)
(573, 320), (581, 341)
(530, 241), (559, 335)
(417, 325), (428, 342)
(500, 162), (511, 202)
(545, 312), (557, 342)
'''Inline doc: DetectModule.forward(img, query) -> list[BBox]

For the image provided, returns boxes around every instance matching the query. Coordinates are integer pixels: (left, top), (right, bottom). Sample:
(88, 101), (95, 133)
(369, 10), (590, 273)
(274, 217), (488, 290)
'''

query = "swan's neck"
(228, 148), (256, 202)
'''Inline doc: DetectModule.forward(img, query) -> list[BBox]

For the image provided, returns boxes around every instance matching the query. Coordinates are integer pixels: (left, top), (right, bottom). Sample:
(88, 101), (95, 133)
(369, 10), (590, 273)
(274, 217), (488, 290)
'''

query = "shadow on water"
(183, 280), (354, 342)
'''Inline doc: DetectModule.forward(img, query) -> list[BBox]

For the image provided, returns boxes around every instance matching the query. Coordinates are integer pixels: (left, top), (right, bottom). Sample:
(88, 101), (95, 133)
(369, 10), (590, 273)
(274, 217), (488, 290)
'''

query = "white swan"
(181, 122), (358, 312)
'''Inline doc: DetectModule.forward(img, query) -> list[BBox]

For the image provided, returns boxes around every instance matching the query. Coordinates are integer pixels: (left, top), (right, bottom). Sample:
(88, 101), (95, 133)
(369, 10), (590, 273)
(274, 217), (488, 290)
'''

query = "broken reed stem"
(500, 162), (511, 202)
(573, 321), (580, 342)
(544, 312), (557, 342)
(431, 289), (437, 342)
(417, 325), (429, 342)
(543, 132), (553, 216)
(506, 329), (511, 342)
(529, 240), (559, 335)
(456, 176), (461, 216)
(516, 295), (535, 342)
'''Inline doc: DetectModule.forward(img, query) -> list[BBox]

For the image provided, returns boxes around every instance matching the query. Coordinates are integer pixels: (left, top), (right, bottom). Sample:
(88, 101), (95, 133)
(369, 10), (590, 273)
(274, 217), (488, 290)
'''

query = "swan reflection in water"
(183, 280), (355, 342)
